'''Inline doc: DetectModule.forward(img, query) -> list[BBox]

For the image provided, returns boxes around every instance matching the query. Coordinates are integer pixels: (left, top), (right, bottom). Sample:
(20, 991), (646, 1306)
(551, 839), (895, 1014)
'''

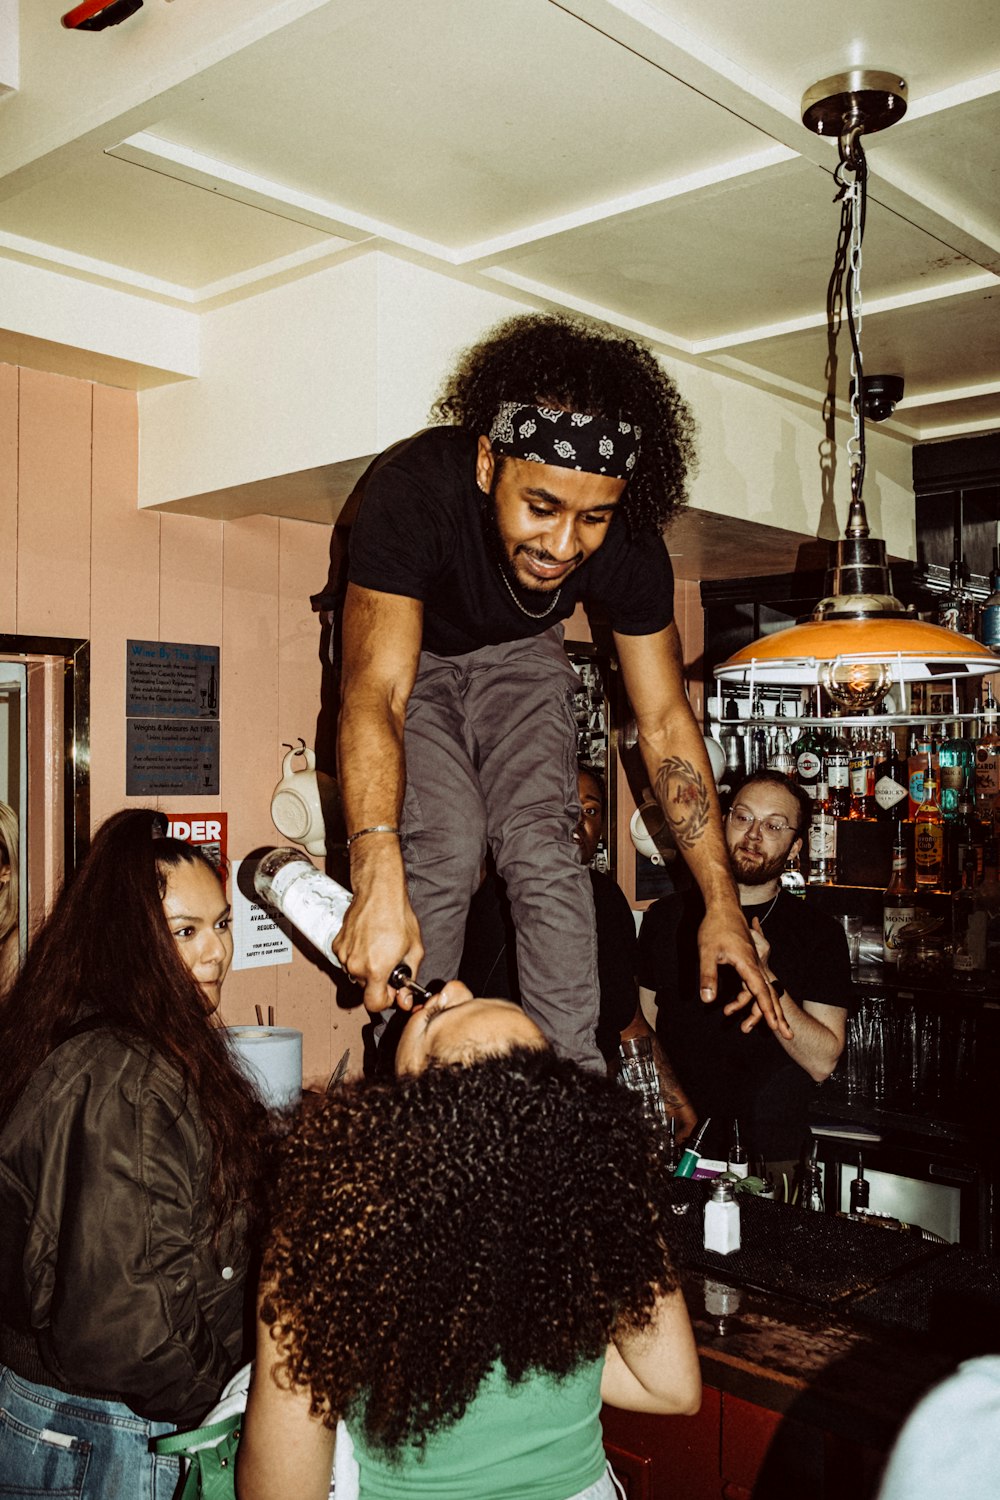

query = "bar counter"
(601, 1178), (1000, 1499)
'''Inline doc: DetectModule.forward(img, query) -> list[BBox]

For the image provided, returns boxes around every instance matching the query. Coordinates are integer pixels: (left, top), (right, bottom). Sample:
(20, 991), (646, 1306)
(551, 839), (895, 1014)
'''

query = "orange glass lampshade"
(716, 615), (998, 690)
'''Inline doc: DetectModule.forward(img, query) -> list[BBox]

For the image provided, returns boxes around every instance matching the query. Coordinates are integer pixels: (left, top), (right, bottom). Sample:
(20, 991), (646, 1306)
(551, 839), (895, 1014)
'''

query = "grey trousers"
(401, 625), (603, 1071)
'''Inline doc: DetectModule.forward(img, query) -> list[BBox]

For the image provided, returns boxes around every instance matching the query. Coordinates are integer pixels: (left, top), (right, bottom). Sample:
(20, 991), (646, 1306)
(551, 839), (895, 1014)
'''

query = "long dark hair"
(261, 1047), (678, 1454)
(433, 312), (697, 535)
(0, 808), (269, 1227)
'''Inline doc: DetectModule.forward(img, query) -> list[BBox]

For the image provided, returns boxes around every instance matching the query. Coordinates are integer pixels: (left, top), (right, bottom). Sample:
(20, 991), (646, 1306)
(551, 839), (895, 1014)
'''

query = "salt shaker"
(704, 1178), (741, 1255)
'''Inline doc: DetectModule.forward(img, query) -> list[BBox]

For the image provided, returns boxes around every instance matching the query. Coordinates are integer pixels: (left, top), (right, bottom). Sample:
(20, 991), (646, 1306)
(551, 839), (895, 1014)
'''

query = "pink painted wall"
(0, 364), (363, 1086)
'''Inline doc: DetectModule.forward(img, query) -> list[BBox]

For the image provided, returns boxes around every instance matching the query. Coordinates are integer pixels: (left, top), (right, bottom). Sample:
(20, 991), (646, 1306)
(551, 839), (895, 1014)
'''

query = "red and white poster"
(165, 813), (228, 878)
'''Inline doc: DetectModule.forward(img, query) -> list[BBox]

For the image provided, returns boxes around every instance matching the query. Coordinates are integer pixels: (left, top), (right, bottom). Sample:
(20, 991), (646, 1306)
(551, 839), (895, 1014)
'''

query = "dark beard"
(480, 485), (553, 610)
(729, 843), (788, 886)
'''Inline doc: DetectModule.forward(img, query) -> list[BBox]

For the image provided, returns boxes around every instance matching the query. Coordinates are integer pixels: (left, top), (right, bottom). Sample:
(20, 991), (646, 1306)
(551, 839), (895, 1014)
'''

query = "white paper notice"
(231, 858), (293, 970)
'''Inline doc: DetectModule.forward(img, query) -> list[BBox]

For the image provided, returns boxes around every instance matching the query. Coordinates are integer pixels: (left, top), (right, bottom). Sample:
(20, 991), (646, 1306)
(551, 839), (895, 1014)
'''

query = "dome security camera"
(850, 374), (905, 422)
(62, 0), (143, 29)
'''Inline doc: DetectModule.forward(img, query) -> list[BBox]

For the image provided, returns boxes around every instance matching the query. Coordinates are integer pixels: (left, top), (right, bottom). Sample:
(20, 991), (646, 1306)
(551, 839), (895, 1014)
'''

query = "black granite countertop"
(665, 1177), (1000, 1446)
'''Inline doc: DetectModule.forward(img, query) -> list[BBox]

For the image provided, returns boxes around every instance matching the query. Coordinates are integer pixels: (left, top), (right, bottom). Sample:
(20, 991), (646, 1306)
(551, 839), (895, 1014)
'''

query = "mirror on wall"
(0, 635), (89, 989)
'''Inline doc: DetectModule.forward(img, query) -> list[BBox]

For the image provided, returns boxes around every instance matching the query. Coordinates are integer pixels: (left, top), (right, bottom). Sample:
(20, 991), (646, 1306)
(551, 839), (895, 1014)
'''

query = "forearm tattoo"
(654, 756), (710, 850)
(655, 1056), (689, 1112)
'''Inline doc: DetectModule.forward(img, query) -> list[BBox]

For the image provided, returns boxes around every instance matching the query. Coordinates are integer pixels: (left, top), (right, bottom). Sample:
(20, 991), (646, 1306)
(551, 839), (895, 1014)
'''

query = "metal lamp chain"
(845, 171), (865, 505)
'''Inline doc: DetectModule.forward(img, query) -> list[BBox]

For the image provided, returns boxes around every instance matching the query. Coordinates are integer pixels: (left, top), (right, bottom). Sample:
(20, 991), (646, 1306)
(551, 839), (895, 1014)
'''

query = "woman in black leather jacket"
(0, 808), (272, 1499)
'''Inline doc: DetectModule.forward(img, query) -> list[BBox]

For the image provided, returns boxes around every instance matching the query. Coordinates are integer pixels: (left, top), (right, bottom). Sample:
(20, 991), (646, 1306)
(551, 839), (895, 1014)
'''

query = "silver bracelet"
(346, 824), (402, 849)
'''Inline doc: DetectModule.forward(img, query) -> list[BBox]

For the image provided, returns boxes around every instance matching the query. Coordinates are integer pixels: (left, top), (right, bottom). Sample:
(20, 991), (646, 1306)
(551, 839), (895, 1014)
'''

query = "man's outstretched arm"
(335, 583), (424, 1012)
(616, 623), (791, 1038)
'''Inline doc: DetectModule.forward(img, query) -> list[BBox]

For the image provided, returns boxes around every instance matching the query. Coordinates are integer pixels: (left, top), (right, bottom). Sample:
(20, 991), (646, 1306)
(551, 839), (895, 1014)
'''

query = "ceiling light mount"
(801, 69), (908, 140)
(716, 66), (997, 707)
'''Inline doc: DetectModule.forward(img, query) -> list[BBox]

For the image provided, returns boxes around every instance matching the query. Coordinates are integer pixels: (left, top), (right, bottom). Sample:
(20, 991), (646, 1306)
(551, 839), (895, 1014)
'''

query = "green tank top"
(349, 1357), (606, 1499)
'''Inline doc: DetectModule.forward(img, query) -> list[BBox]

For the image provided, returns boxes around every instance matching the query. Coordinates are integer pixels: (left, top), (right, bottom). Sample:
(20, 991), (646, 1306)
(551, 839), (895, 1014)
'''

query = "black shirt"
(459, 866), (638, 1064)
(638, 889), (851, 1162)
(347, 427), (675, 656)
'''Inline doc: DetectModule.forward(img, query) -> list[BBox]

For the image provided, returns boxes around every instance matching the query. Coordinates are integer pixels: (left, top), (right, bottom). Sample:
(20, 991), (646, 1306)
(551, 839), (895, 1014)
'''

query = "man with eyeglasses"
(638, 769), (851, 1184)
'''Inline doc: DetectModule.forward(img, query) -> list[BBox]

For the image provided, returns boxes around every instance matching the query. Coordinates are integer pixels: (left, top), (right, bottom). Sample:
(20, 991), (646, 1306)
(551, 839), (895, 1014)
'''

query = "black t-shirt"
(347, 427), (675, 656)
(638, 889), (851, 1162)
(459, 866), (638, 1064)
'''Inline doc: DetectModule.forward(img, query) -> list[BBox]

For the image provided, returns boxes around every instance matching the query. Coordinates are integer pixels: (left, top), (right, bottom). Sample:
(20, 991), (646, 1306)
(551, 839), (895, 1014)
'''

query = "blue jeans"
(0, 1365), (180, 1499)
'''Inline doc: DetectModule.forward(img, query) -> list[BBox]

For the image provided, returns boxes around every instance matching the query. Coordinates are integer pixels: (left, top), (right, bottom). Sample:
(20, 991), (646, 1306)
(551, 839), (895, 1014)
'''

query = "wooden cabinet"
(601, 1390), (721, 1500)
(602, 1386), (886, 1500)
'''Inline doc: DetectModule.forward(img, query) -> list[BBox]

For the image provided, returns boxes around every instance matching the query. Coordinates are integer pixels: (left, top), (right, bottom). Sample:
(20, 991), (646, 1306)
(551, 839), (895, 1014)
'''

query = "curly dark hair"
(260, 1046), (678, 1455)
(432, 313), (697, 535)
(0, 808), (272, 1233)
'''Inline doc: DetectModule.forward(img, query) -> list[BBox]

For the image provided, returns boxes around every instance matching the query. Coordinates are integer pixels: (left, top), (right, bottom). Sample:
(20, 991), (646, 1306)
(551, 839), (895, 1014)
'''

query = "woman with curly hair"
(0, 808), (273, 1499)
(238, 985), (700, 1500)
(335, 310), (781, 1077)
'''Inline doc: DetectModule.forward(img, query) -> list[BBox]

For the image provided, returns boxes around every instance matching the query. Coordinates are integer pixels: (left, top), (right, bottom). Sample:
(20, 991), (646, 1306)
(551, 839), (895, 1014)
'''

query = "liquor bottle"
(253, 848), (431, 999)
(977, 838), (1000, 974)
(720, 696), (746, 785)
(975, 685), (1000, 820)
(768, 719), (796, 779)
(914, 771), (945, 891)
(780, 849), (807, 898)
(799, 1141), (825, 1213)
(727, 1119), (749, 1179)
(808, 779), (838, 885)
(873, 731), (909, 823)
(950, 782), (984, 889)
(792, 721), (823, 801)
(883, 825), (916, 964)
(749, 692), (769, 773)
(978, 545), (1000, 651)
(952, 865), (988, 979)
(848, 720), (877, 819)
(908, 730), (932, 821)
(825, 712), (851, 818)
(938, 721), (975, 820)
(849, 1152), (871, 1215)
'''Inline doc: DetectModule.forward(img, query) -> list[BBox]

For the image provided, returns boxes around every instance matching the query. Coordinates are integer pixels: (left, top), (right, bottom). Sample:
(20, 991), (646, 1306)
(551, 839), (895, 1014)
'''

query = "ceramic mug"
(270, 746), (339, 857)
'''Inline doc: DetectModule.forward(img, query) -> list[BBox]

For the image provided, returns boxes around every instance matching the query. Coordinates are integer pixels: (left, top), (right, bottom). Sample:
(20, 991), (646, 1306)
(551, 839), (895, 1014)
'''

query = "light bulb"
(818, 660), (892, 712)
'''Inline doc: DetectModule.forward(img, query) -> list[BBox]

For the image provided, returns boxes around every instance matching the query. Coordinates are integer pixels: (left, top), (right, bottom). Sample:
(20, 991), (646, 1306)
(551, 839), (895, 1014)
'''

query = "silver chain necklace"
(747, 891), (780, 927)
(496, 561), (563, 619)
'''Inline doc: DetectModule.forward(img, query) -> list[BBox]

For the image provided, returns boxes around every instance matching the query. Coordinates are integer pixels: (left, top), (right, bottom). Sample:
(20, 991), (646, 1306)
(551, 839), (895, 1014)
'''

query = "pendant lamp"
(715, 70), (998, 713)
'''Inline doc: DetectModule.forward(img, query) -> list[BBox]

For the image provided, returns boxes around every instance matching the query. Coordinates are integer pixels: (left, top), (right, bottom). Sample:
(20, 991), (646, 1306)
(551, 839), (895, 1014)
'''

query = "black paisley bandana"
(488, 402), (641, 480)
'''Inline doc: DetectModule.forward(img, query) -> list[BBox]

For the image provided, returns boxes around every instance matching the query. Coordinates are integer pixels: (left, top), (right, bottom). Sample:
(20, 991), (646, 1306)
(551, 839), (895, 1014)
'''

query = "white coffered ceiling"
(1, 0), (997, 439)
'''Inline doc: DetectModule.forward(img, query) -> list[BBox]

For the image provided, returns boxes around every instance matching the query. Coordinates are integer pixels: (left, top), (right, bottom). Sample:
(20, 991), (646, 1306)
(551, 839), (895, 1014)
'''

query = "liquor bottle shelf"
(716, 711), (989, 731)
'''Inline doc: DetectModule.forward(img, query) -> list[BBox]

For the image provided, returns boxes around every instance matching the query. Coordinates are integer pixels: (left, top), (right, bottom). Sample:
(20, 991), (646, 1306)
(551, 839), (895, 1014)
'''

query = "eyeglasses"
(728, 808), (794, 839)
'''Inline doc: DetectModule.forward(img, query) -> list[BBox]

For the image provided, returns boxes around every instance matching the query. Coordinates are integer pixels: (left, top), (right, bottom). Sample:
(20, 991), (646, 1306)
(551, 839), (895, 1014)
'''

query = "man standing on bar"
(333, 313), (786, 1068)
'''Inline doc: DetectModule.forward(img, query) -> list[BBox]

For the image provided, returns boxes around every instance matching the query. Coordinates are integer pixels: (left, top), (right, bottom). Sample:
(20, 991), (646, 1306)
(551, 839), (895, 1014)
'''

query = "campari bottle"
(825, 712), (851, 818)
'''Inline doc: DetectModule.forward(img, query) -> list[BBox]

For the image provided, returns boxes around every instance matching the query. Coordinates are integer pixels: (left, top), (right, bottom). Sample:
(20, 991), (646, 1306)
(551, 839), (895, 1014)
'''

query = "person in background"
(639, 769), (850, 1180)
(0, 809), (272, 1500)
(459, 763), (683, 1108)
(332, 311), (785, 1070)
(0, 799), (18, 993)
(877, 1356), (1000, 1500)
(238, 982), (701, 1500)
